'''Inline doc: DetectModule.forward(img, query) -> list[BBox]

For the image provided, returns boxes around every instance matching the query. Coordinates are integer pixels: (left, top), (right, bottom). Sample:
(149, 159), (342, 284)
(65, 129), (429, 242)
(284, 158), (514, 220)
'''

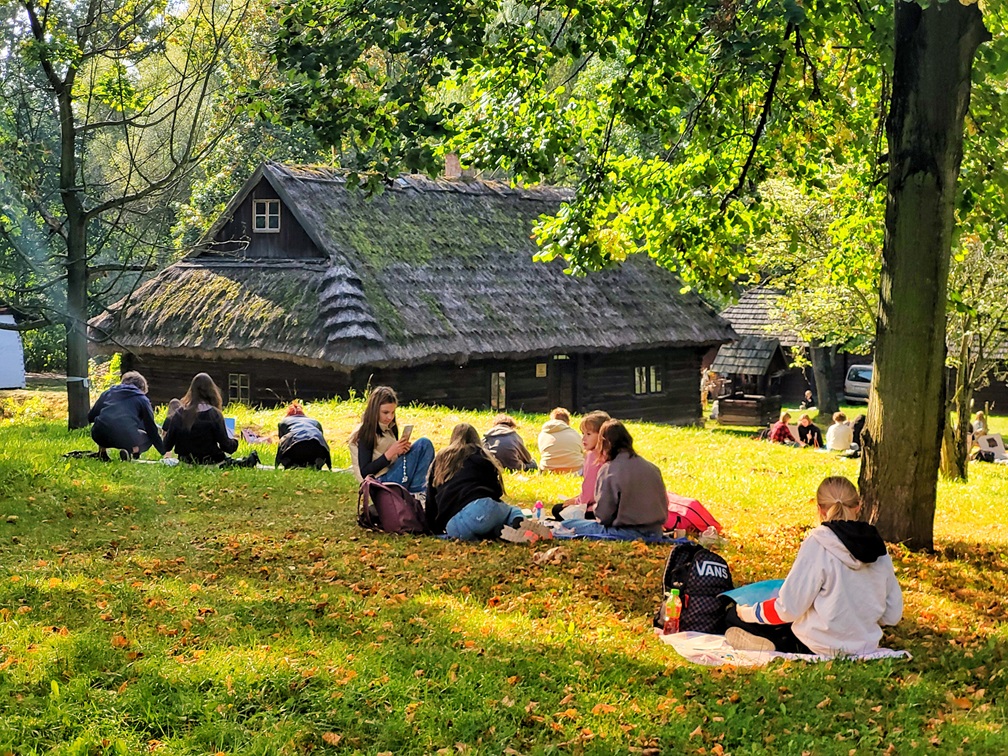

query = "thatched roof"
(720, 288), (803, 349)
(90, 163), (736, 369)
(710, 335), (787, 376)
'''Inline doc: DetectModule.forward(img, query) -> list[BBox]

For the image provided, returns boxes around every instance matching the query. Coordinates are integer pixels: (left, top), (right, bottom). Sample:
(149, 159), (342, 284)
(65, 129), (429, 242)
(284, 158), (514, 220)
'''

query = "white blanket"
(658, 631), (911, 667)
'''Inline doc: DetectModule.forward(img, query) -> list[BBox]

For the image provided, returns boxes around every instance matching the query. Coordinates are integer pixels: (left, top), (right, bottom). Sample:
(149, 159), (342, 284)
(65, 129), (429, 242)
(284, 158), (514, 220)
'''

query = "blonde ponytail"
(815, 476), (861, 522)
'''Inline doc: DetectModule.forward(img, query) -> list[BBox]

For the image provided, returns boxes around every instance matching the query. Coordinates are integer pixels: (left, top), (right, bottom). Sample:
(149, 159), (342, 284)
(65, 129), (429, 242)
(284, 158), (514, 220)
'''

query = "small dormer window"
(253, 199), (281, 233)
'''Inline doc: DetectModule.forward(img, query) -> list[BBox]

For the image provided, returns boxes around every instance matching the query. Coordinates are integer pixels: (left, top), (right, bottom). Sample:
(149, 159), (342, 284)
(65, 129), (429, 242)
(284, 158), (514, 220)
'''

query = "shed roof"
(720, 288), (803, 348)
(90, 163), (736, 369)
(710, 335), (788, 376)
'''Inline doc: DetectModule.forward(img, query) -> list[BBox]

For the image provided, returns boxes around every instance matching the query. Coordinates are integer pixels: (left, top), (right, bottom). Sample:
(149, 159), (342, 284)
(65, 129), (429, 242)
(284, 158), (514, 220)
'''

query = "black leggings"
(725, 605), (812, 654)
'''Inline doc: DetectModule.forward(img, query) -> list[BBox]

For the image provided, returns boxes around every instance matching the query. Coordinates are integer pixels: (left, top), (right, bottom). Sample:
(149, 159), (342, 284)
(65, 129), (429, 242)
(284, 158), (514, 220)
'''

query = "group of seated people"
(766, 410), (865, 452)
(349, 387), (670, 542)
(88, 372), (330, 469)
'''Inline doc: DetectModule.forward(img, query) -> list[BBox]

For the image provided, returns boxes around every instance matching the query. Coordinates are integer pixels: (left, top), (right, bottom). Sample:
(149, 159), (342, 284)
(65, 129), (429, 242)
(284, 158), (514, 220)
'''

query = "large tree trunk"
(859, 0), (988, 550)
(809, 342), (840, 417)
(65, 214), (90, 430)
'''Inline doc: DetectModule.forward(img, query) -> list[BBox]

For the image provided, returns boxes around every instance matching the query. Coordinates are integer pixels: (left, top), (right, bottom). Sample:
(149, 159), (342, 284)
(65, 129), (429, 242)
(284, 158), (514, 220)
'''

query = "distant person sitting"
(825, 412), (854, 452)
(972, 411), (988, 438)
(163, 373), (258, 467)
(349, 386), (434, 495)
(850, 414), (867, 448)
(799, 389), (816, 410)
(88, 371), (165, 461)
(276, 402), (331, 470)
(559, 420), (668, 540)
(797, 413), (823, 448)
(482, 414), (538, 472)
(537, 407), (585, 473)
(769, 412), (798, 445)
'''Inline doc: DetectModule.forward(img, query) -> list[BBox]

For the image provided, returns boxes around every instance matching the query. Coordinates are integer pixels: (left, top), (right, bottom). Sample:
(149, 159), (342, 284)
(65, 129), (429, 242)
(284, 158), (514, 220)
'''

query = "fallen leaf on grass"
(111, 635), (130, 649)
(322, 732), (342, 746)
(591, 703), (617, 715)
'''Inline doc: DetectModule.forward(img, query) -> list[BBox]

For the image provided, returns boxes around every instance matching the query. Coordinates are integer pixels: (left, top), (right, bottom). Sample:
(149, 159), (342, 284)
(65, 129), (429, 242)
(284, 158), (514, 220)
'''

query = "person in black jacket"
(88, 371), (165, 460)
(797, 413), (824, 448)
(276, 402), (331, 470)
(164, 373), (257, 467)
(426, 424), (526, 540)
(349, 386), (434, 494)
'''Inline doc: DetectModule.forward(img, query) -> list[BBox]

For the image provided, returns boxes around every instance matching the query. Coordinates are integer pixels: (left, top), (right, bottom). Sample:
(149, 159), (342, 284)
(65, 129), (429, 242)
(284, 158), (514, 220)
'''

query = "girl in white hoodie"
(728, 476), (903, 656)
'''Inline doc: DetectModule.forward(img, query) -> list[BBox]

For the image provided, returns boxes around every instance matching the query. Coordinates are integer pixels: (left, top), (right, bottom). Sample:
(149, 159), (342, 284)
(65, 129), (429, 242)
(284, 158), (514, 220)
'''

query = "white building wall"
(0, 315), (27, 389)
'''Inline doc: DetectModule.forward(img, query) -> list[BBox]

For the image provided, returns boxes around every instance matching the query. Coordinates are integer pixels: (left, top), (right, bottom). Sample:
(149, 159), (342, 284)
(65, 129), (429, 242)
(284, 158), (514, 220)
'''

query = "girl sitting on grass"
(163, 373), (257, 467)
(425, 423), (549, 542)
(349, 386), (434, 495)
(559, 420), (668, 540)
(726, 475), (903, 656)
(553, 410), (610, 520)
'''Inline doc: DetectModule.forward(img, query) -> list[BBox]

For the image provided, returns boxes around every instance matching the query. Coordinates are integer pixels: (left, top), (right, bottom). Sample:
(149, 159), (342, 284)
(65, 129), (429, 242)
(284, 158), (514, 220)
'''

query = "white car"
(844, 364), (873, 403)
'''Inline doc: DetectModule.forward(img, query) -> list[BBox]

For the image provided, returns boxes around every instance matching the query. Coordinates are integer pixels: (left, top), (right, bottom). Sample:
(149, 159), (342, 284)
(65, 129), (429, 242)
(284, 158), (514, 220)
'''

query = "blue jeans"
(445, 497), (524, 540)
(378, 437), (435, 494)
(561, 518), (664, 541)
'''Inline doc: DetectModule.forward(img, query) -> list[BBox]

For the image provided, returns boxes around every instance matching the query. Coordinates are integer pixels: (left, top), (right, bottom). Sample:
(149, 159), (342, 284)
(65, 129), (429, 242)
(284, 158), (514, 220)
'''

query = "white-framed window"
(252, 199), (281, 233)
(490, 371), (506, 410)
(229, 373), (250, 403)
(634, 365), (663, 395)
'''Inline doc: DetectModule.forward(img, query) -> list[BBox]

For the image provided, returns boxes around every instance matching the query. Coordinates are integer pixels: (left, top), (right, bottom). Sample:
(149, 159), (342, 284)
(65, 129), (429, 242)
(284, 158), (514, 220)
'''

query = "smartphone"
(401, 424), (414, 441)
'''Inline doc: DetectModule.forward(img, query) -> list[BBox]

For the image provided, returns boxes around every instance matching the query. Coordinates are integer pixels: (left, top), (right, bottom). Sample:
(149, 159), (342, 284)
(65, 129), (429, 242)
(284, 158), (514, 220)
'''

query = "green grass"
(1, 391), (1008, 754)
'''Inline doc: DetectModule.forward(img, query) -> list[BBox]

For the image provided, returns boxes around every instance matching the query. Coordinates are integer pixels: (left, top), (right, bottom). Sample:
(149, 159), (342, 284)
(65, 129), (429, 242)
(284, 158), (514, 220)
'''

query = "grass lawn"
(1, 390), (1007, 754)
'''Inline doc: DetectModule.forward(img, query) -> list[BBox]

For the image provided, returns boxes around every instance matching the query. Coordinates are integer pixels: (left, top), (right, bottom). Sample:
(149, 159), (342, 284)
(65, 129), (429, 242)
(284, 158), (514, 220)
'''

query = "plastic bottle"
(534, 500), (544, 520)
(663, 589), (682, 634)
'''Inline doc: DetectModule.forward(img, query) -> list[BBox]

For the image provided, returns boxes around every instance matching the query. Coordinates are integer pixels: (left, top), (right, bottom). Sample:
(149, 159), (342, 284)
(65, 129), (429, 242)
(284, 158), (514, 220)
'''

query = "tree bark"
(859, 0), (988, 550)
(809, 342), (840, 417)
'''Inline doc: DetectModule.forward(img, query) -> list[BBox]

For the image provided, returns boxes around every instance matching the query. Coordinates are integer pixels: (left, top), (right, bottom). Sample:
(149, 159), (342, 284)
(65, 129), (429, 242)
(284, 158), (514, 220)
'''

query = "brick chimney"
(444, 152), (462, 180)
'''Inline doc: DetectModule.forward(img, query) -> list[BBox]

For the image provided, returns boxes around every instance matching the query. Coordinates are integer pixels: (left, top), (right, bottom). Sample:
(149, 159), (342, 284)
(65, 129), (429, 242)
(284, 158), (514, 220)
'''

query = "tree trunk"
(65, 214), (90, 430)
(940, 333), (974, 481)
(859, 0), (988, 550)
(809, 342), (840, 417)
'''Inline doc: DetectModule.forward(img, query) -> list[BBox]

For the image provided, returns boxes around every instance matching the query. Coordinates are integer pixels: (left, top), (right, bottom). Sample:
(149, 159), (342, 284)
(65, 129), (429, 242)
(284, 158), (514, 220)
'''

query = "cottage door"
(549, 355), (577, 411)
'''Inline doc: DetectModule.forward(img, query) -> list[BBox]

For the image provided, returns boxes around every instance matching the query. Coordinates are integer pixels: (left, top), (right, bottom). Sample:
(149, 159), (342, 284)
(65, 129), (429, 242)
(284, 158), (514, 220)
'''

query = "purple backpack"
(357, 476), (428, 535)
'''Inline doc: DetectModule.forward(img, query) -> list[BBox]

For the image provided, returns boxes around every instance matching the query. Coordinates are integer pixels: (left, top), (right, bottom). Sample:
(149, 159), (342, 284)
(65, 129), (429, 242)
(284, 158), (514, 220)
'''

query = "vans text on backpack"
(654, 541), (734, 634)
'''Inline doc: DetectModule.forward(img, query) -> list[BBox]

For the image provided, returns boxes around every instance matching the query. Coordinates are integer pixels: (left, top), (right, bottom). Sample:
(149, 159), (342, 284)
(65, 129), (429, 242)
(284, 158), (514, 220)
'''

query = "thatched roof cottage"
(90, 163), (736, 423)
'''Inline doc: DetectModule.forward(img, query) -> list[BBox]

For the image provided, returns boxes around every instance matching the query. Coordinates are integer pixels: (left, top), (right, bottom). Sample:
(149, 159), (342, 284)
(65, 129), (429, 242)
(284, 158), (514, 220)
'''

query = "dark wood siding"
(211, 178), (324, 259)
(123, 348), (705, 423)
(121, 354), (350, 407)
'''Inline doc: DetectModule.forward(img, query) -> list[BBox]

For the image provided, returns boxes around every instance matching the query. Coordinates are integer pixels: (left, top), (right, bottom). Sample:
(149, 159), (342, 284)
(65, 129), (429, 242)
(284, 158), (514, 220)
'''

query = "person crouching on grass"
(726, 476), (902, 656)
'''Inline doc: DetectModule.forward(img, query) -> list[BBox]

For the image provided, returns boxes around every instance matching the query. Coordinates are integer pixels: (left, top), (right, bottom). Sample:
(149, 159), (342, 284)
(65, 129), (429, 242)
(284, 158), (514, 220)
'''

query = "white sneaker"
(726, 627), (776, 653)
(501, 519), (553, 544)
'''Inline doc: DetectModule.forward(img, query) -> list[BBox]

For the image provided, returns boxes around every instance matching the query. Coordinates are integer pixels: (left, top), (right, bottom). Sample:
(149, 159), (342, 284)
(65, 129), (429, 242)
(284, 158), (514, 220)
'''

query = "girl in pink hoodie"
(553, 411), (610, 520)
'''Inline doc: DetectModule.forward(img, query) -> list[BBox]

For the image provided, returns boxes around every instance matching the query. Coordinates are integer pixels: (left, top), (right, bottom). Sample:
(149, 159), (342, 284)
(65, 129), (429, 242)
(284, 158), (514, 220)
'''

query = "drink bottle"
(663, 589), (682, 634)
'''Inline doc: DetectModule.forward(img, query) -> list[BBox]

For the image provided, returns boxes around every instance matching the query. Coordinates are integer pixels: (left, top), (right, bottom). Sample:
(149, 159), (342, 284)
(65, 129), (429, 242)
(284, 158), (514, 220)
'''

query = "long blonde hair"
(816, 476), (861, 523)
(431, 423), (503, 488)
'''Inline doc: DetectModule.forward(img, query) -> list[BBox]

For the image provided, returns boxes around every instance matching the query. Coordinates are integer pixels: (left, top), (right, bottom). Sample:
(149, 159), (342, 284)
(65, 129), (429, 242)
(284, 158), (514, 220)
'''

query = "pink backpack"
(357, 476), (428, 535)
(665, 493), (722, 534)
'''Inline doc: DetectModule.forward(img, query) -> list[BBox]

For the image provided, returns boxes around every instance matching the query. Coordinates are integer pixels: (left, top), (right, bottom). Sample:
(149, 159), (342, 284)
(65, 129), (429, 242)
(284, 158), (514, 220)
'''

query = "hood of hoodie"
(110, 383), (147, 400)
(541, 419), (571, 435)
(811, 522), (888, 567)
(485, 425), (519, 438)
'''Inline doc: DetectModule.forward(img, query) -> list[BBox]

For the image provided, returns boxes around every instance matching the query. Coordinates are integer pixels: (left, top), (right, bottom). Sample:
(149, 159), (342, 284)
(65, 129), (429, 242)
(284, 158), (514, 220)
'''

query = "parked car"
(844, 364), (874, 403)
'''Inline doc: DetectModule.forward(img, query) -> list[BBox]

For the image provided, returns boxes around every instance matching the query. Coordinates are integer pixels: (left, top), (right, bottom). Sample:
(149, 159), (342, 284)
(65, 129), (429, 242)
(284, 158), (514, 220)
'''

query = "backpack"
(665, 493), (722, 534)
(357, 476), (428, 535)
(654, 541), (734, 634)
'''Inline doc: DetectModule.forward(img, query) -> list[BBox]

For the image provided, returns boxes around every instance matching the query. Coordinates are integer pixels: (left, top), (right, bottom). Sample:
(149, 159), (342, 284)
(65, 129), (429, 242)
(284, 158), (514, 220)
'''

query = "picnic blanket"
(659, 631), (911, 667)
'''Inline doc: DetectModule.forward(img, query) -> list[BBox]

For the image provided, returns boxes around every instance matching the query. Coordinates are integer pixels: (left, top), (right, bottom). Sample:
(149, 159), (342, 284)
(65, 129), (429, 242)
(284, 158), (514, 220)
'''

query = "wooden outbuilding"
(89, 163), (736, 424)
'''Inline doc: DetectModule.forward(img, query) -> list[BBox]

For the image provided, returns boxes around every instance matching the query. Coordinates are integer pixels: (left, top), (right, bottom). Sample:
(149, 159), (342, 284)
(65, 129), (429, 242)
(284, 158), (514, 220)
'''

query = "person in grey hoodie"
(483, 414), (538, 472)
(88, 371), (165, 460)
(559, 420), (667, 540)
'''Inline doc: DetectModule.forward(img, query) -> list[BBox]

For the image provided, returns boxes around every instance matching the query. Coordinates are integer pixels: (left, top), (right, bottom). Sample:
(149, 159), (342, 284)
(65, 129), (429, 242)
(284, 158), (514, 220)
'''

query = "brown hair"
(286, 401), (305, 417)
(550, 407), (571, 424)
(598, 419), (635, 462)
(779, 411), (791, 423)
(491, 413), (517, 428)
(799, 413), (811, 422)
(350, 386), (398, 445)
(816, 476), (861, 523)
(579, 410), (611, 434)
(833, 411), (847, 423)
(178, 372), (223, 430)
(431, 423), (503, 488)
(120, 371), (148, 393)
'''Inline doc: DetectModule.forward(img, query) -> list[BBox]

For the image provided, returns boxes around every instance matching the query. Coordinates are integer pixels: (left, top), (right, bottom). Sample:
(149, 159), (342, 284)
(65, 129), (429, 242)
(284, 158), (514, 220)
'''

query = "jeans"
(378, 437), (435, 494)
(561, 518), (663, 541)
(445, 497), (524, 541)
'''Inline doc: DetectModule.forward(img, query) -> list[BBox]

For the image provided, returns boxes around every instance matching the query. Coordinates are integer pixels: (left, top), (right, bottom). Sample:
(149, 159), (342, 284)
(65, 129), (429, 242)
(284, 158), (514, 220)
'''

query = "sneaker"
(241, 451), (260, 469)
(725, 627), (776, 653)
(119, 450), (130, 462)
(500, 519), (553, 544)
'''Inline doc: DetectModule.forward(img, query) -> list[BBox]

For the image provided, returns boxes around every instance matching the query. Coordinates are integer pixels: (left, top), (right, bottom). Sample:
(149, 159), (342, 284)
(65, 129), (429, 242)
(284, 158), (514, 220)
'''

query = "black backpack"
(654, 542), (734, 634)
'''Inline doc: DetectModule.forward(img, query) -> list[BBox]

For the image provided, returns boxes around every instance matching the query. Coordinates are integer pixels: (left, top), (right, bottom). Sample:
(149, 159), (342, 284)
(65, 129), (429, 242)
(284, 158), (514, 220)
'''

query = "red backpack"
(357, 476), (428, 535)
(664, 493), (722, 534)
